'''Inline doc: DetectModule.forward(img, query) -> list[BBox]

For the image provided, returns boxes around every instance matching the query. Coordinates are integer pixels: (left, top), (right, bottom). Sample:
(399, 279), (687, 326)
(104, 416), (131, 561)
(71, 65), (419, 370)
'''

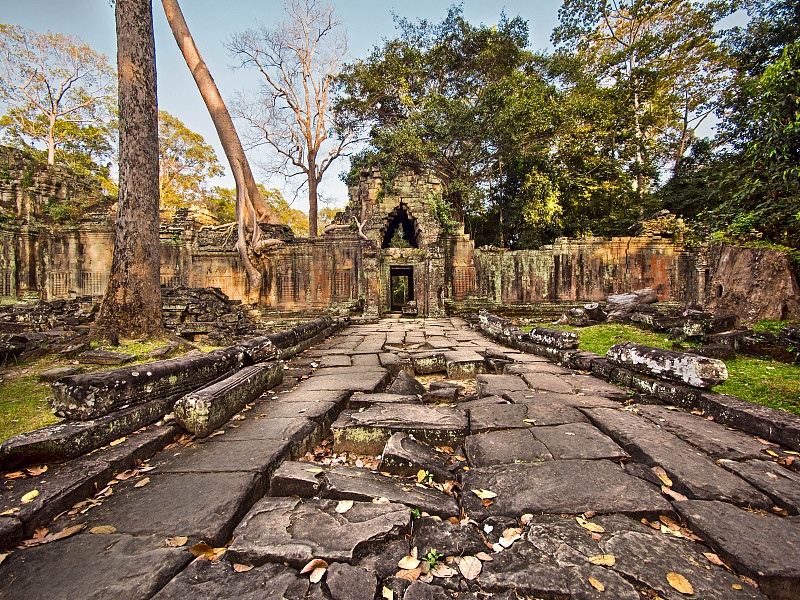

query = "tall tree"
(92, 0), (163, 339)
(228, 0), (356, 237)
(0, 24), (116, 166)
(161, 0), (282, 302)
(336, 7), (531, 219)
(158, 109), (224, 215)
(552, 0), (733, 186)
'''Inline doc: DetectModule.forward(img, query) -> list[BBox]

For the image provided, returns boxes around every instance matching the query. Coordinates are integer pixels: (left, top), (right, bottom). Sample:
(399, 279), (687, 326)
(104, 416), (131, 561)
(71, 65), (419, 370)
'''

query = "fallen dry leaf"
(310, 567), (326, 583)
(732, 583), (742, 590)
(0, 508), (20, 515)
(667, 572), (694, 595)
(305, 468), (324, 474)
(20, 490), (39, 504)
(576, 516), (605, 533)
(662, 486), (689, 502)
(382, 586), (394, 600)
(430, 563), (457, 578)
(471, 489), (497, 500)
(51, 524), (85, 541)
(398, 555), (421, 570)
(588, 554), (616, 567)
(134, 477), (150, 488)
(233, 563), (253, 572)
(458, 555), (482, 580)
(115, 470), (137, 481)
(395, 567), (421, 581)
(0, 553), (7, 566)
(520, 513), (534, 526)
(26, 465), (47, 476)
(703, 552), (726, 568)
(588, 577), (605, 592)
(652, 466), (673, 487)
(90, 525), (117, 534)
(659, 516), (681, 531)
(4, 471), (26, 480)
(475, 551), (493, 561)
(165, 536), (188, 547)
(372, 497), (391, 504)
(190, 542), (214, 558)
(300, 558), (329, 574)
(109, 437), (126, 446)
(335, 500), (354, 513)
(765, 449), (780, 458)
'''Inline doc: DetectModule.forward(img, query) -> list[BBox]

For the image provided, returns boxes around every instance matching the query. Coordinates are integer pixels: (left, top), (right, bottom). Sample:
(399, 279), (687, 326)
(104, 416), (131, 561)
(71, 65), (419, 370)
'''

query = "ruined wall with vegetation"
(3, 149), (795, 324)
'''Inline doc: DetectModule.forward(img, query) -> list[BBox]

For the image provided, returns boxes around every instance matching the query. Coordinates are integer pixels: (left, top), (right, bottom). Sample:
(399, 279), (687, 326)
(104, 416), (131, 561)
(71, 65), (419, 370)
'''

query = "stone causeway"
(1, 316), (799, 600)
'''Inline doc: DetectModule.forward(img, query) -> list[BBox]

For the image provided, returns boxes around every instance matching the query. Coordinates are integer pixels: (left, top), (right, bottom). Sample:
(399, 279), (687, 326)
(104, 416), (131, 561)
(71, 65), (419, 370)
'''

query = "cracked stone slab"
(410, 352), (447, 374)
(559, 374), (630, 401)
(0, 532), (192, 600)
(320, 466), (459, 517)
(718, 459), (800, 515)
(378, 433), (456, 482)
(468, 403), (529, 433)
(348, 393), (422, 409)
(295, 369), (390, 393)
(331, 404), (468, 455)
(508, 399), (589, 426)
(75, 471), (264, 546)
(320, 354), (352, 368)
(0, 456), (112, 537)
(252, 398), (342, 429)
(151, 438), (290, 477)
(226, 497), (410, 568)
(213, 415), (321, 452)
(476, 374), (529, 397)
(530, 422), (630, 461)
(636, 404), (769, 460)
(505, 389), (620, 410)
(465, 429), (552, 467)
(411, 515), (486, 558)
(521, 372), (575, 394)
(584, 408), (771, 508)
(151, 559), (309, 600)
(504, 362), (572, 376)
(461, 459), (674, 520)
(269, 461), (325, 497)
(521, 515), (766, 600)
(443, 350), (486, 379)
(675, 500), (800, 600)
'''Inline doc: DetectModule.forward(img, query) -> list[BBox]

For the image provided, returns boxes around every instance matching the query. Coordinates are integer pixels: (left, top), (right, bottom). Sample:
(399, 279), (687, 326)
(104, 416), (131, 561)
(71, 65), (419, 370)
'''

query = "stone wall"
(6, 146), (795, 323)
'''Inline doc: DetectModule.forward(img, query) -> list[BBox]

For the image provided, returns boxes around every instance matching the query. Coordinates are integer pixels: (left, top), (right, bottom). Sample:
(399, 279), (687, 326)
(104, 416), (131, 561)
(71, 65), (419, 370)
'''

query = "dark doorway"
(390, 266), (414, 311)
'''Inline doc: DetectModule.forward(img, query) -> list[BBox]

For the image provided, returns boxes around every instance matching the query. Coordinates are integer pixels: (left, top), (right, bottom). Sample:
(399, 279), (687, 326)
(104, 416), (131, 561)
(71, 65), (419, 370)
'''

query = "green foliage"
(424, 550), (443, 570)
(428, 196), (458, 234)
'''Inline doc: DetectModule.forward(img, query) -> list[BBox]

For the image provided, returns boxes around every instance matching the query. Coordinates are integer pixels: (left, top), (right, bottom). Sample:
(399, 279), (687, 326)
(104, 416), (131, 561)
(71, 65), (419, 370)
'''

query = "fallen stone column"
(607, 342), (727, 388)
(175, 362), (283, 437)
(51, 346), (249, 420)
(524, 327), (580, 350)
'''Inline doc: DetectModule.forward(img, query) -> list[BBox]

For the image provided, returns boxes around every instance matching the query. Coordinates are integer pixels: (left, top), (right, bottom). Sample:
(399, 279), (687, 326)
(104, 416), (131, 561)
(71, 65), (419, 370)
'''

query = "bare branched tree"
(228, 0), (357, 237)
(161, 0), (283, 302)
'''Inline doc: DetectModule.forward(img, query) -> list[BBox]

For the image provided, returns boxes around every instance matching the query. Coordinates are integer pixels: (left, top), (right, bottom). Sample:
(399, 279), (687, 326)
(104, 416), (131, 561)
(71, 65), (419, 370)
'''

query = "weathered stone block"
(607, 342), (728, 388)
(524, 327), (580, 350)
(410, 351), (446, 374)
(0, 397), (174, 469)
(51, 346), (248, 420)
(377, 433), (455, 482)
(174, 362), (282, 437)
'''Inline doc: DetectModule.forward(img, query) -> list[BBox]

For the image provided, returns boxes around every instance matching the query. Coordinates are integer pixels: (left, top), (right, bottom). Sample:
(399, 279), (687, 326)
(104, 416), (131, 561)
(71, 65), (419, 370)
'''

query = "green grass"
(536, 322), (800, 416)
(0, 375), (59, 441)
(0, 337), (221, 443)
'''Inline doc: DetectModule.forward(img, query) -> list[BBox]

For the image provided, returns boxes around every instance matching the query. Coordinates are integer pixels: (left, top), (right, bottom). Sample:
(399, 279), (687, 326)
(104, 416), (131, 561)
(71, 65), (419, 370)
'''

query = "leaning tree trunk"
(92, 0), (163, 340)
(161, 0), (282, 303)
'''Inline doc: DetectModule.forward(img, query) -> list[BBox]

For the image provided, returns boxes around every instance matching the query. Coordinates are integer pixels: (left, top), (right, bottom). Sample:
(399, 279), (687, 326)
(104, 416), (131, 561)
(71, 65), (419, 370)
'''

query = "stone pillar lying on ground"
(50, 346), (249, 420)
(524, 327), (580, 350)
(175, 362), (283, 437)
(607, 342), (728, 388)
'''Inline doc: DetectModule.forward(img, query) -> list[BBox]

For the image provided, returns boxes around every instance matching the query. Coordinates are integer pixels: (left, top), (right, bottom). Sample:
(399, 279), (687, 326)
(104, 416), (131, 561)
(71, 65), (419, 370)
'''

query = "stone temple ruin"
(3, 145), (798, 322)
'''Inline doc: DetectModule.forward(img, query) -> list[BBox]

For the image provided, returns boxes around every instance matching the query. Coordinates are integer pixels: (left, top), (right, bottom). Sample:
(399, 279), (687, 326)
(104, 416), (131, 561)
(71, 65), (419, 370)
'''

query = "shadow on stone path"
(1, 316), (799, 600)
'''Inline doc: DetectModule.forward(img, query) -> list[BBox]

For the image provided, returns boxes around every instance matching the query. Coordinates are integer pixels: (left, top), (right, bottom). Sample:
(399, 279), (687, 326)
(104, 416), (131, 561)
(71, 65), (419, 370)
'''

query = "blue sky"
(3, 1), (561, 211)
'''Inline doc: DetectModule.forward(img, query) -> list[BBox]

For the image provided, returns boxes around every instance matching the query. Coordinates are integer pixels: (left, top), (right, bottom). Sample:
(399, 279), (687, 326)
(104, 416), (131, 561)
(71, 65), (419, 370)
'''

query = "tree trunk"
(92, 0), (163, 340)
(161, 0), (282, 302)
(308, 158), (318, 237)
(47, 113), (56, 165)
